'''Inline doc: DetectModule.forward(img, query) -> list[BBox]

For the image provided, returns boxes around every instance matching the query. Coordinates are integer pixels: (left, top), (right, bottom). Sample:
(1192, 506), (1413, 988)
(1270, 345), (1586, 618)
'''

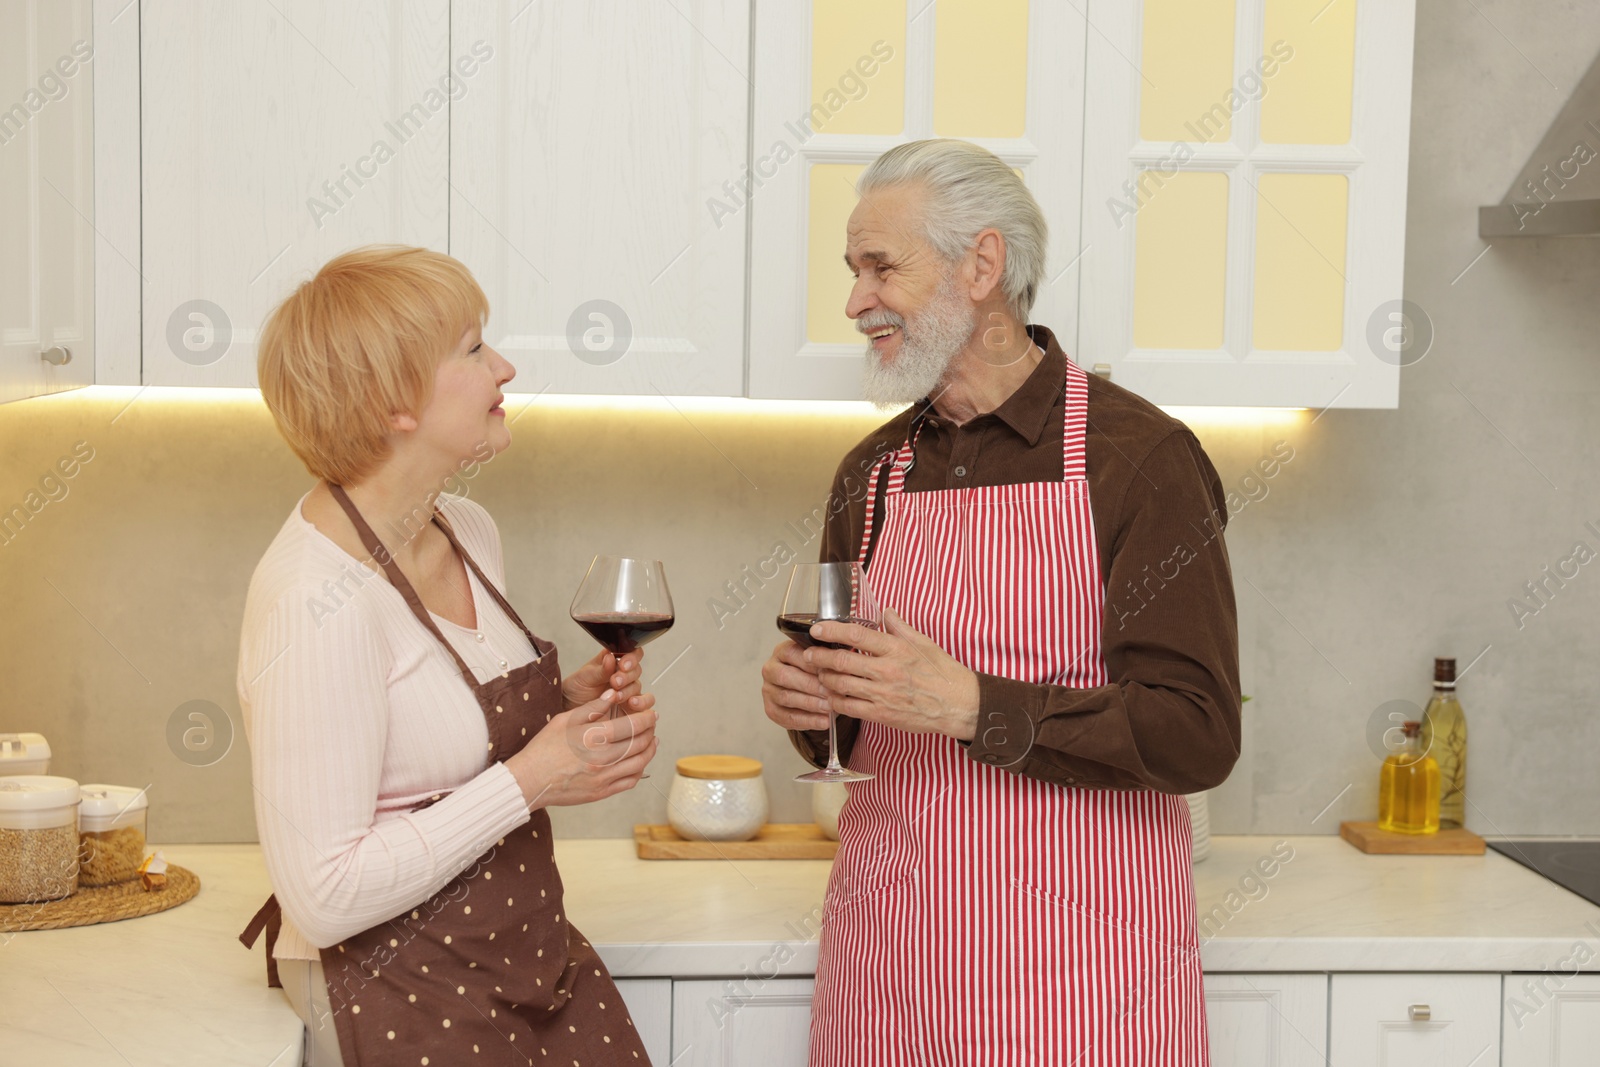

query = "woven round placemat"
(0, 865), (200, 932)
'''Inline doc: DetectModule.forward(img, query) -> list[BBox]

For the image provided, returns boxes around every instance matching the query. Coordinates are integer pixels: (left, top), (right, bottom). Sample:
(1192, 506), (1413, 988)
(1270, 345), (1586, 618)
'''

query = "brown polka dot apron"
(240, 485), (651, 1066)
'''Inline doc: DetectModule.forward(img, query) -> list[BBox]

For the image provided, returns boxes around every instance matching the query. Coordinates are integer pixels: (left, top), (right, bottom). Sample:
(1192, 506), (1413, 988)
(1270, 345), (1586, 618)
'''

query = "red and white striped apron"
(809, 360), (1208, 1066)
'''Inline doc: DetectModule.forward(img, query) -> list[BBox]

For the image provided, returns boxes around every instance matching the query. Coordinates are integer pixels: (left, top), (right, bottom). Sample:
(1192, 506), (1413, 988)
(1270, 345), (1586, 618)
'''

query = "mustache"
(856, 310), (905, 334)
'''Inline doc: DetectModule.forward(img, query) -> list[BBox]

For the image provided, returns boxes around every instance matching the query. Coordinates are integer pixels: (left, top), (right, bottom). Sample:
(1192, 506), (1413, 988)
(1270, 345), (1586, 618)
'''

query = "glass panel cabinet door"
(748, 0), (1086, 400)
(1080, 0), (1418, 408)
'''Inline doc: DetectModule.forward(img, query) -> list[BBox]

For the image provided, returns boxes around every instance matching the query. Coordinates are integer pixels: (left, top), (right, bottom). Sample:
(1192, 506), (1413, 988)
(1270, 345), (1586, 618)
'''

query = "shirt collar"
(910, 324), (1067, 448)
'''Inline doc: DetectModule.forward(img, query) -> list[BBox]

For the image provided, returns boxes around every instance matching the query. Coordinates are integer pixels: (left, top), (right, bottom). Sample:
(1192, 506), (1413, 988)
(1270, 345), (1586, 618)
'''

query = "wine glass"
(571, 557), (672, 779)
(571, 556), (675, 662)
(777, 561), (880, 784)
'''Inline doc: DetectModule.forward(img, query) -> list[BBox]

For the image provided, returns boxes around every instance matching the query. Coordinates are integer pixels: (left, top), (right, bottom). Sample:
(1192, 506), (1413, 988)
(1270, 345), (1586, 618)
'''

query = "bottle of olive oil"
(1419, 657), (1467, 829)
(1379, 721), (1440, 834)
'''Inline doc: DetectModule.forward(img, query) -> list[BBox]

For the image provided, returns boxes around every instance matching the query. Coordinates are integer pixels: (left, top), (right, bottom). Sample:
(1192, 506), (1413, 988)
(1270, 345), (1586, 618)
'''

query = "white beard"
(859, 276), (977, 409)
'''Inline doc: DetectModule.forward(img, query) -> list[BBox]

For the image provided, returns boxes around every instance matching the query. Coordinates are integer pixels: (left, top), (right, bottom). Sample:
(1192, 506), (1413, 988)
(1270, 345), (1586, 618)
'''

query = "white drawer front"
(1330, 973), (1500, 1067)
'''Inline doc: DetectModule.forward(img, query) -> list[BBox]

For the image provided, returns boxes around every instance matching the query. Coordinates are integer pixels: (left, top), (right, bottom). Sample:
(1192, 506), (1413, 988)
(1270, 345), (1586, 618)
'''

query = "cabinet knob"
(1092, 363), (1113, 380)
(40, 346), (72, 366)
(1407, 1003), (1431, 1022)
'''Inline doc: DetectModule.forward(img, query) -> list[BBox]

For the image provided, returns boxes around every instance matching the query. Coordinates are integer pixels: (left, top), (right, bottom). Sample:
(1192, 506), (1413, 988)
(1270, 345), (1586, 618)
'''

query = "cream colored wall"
(0, 387), (1276, 843)
(2, 394), (837, 841)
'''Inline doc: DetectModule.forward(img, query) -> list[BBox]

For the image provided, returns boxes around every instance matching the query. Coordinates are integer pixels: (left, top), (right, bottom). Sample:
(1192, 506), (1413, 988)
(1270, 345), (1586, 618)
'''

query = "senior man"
(761, 139), (1241, 1066)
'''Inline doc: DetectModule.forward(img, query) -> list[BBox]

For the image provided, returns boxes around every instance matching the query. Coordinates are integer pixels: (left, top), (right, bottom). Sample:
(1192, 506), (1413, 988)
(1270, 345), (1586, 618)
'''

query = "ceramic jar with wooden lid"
(667, 755), (769, 842)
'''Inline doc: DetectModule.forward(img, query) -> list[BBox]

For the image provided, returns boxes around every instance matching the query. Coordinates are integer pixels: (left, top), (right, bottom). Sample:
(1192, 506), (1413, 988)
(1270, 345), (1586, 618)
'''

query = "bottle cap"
(1434, 658), (1456, 686)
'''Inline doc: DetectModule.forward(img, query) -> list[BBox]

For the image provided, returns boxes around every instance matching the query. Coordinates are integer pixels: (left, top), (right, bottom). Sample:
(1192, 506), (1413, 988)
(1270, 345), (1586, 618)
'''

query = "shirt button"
(475, 633), (486, 643)
(983, 754), (998, 764)
(954, 465), (968, 477)
(498, 660), (508, 669)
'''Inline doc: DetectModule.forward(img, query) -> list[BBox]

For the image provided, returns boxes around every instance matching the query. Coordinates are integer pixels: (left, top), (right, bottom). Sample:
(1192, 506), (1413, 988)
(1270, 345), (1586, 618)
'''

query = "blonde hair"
(257, 245), (489, 486)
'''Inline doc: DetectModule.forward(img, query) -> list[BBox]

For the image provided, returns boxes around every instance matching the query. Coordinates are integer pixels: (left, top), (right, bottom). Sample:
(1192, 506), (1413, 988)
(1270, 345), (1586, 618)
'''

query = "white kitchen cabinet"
(449, 0), (748, 397)
(139, 0), (451, 388)
(1502, 973), (1600, 1067)
(1, 0), (96, 405)
(64, 2), (1425, 408)
(1330, 973), (1501, 1066)
(671, 977), (814, 1067)
(1078, 0), (1418, 408)
(747, 0), (1085, 400)
(613, 977), (673, 1067)
(1204, 973), (1327, 1066)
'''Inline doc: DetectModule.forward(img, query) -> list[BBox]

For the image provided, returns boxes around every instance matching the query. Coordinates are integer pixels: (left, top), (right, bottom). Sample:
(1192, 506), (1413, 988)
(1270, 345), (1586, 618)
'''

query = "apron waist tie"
(239, 893), (284, 989)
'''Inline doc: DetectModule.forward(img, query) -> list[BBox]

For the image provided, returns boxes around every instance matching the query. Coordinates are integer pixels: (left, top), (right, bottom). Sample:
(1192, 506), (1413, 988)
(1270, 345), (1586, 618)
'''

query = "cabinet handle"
(1092, 362), (1113, 380)
(40, 346), (72, 366)
(1407, 1003), (1431, 1022)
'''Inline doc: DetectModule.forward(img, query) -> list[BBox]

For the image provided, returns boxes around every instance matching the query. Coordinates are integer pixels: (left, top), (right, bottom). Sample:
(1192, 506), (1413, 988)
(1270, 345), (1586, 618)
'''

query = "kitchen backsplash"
(0, 391), (1275, 841)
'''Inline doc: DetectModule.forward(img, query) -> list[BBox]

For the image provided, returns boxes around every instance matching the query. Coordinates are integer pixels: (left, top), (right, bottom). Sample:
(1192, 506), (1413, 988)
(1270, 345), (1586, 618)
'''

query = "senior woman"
(235, 245), (658, 1066)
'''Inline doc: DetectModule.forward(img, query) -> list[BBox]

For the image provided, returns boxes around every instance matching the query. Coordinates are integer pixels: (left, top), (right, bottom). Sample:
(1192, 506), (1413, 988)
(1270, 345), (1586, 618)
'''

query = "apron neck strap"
(1062, 358), (1090, 482)
(429, 508), (551, 658)
(325, 484), (547, 690)
(855, 357), (1091, 568)
(892, 357), (1090, 487)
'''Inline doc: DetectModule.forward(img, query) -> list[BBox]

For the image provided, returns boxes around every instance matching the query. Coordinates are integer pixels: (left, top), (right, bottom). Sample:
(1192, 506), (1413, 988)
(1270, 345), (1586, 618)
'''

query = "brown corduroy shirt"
(787, 325), (1242, 794)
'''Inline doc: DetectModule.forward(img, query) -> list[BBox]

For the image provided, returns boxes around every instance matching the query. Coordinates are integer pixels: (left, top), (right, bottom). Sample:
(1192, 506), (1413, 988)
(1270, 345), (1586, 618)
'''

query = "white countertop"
(3, 836), (1598, 1066)
(0, 844), (303, 1067)
(1191, 836), (1600, 972)
(556, 835), (1600, 977)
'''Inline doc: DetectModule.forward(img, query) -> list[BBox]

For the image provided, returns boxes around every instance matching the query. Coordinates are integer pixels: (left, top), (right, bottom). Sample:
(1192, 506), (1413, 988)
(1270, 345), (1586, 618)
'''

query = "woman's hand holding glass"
(505, 685), (658, 810)
(562, 648), (652, 716)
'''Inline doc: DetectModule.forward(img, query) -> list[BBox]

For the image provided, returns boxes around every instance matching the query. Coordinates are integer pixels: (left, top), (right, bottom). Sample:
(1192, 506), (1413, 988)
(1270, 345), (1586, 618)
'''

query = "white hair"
(856, 139), (1048, 320)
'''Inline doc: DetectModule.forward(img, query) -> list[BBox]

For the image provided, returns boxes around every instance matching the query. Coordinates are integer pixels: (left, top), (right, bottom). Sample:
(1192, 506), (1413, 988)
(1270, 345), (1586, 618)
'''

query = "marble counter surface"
(4, 835), (1599, 1065)
(0, 844), (303, 1067)
(559, 834), (1600, 977)
(1190, 835), (1600, 972)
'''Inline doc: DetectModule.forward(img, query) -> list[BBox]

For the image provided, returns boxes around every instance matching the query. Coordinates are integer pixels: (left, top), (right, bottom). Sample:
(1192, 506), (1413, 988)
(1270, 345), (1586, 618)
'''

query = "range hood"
(1479, 47), (1600, 237)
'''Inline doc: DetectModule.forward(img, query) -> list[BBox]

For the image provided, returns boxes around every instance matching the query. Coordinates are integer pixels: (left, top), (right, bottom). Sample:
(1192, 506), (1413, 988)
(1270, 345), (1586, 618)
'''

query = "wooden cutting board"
(1340, 820), (1486, 855)
(634, 823), (838, 860)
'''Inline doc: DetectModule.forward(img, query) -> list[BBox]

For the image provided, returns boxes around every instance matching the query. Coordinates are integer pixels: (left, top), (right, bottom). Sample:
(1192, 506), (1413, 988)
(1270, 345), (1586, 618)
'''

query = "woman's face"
(412, 324), (517, 464)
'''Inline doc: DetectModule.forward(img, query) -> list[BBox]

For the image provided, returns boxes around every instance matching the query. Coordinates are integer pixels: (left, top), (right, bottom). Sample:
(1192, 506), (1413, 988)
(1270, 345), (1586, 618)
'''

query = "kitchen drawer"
(1330, 973), (1500, 1066)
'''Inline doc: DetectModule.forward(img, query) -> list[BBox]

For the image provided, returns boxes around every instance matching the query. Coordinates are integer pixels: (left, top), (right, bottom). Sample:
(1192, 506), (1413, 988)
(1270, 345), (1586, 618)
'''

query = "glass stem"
(824, 709), (844, 773)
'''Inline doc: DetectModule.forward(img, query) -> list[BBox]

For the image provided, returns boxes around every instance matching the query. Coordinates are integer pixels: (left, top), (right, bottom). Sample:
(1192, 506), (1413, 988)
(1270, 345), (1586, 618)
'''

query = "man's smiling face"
(844, 182), (945, 365)
(844, 182), (978, 406)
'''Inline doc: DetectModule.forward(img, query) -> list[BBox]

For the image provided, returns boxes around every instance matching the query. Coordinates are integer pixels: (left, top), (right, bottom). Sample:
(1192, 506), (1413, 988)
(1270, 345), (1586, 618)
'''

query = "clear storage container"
(0, 733), (51, 776)
(0, 775), (81, 903)
(78, 784), (150, 887)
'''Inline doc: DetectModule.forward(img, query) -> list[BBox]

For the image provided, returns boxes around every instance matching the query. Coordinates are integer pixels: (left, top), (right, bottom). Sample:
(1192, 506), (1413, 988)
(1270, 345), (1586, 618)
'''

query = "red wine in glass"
(573, 612), (675, 656)
(571, 557), (673, 780)
(570, 556), (675, 659)
(775, 613), (872, 651)
(777, 562), (880, 784)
